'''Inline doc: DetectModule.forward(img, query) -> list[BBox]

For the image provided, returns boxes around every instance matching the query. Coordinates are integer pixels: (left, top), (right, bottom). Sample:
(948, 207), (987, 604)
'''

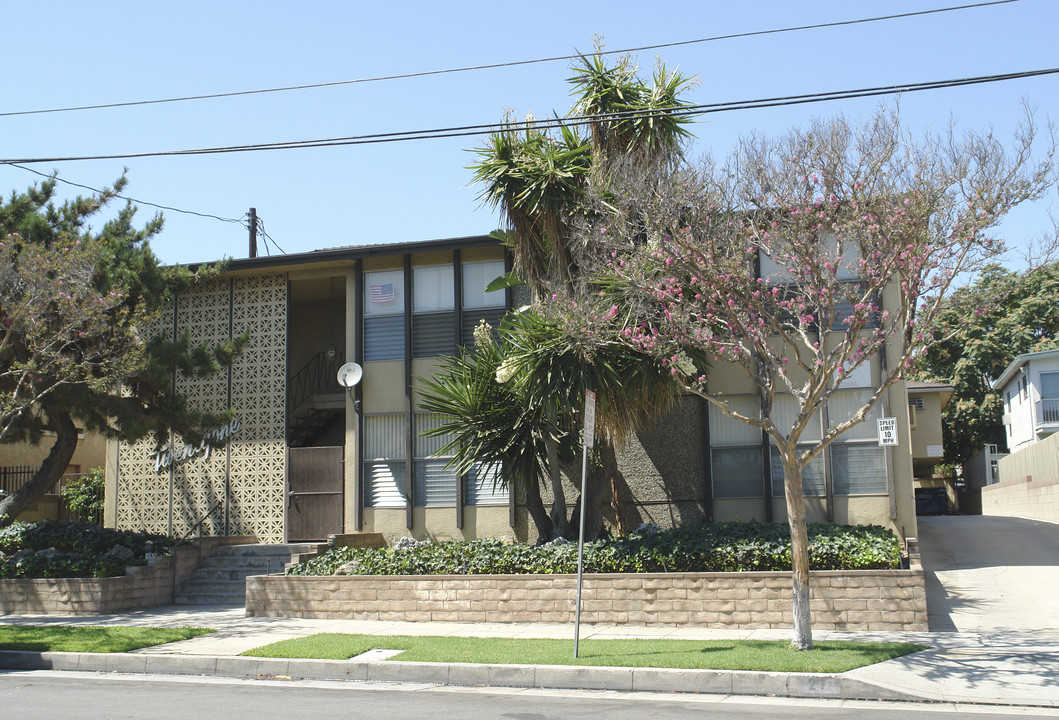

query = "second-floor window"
(413, 265), (456, 358)
(364, 270), (405, 361)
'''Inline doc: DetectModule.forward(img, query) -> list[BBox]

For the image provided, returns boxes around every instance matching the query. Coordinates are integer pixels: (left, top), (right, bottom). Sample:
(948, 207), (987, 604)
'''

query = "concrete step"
(174, 543), (323, 606)
(189, 567), (279, 582)
(200, 556), (289, 574)
(209, 543), (320, 558)
(178, 579), (247, 594)
(173, 591), (247, 605)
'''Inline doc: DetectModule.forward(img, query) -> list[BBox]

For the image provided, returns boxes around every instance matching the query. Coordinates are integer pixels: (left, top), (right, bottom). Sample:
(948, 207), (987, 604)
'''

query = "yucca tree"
(466, 51), (696, 540)
(418, 319), (577, 542)
(471, 122), (591, 296)
(569, 53), (694, 167)
(501, 310), (696, 538)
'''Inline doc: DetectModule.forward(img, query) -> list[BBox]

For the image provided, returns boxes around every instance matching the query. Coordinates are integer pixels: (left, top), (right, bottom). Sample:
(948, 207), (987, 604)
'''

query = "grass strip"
(242, 634), (925, 673)
(0, 625), (215, 653)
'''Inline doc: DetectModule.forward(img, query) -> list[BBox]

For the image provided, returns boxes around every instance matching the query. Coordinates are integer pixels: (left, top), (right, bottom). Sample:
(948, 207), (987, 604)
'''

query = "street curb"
(0, 650), (923, 702)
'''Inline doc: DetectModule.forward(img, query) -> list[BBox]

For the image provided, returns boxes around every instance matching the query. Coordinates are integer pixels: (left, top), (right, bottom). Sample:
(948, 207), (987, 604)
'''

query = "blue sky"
(2, 0), (1057, 266)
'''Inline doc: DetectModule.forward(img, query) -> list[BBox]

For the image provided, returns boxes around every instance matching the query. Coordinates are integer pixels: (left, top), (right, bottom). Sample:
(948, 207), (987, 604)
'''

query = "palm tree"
(418, 318), (577, 542)
(463, 53), (698, 540)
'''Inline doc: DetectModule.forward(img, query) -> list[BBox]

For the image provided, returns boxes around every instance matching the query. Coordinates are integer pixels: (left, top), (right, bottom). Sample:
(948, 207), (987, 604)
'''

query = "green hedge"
(0, 520), (176, 579)
(287, 522), (902, 577)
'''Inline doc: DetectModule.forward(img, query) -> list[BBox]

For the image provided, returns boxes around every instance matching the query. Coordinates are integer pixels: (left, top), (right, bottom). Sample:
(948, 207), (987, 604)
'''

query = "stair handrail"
(286, 350), (346, 415)
(177, 498), (224, 545)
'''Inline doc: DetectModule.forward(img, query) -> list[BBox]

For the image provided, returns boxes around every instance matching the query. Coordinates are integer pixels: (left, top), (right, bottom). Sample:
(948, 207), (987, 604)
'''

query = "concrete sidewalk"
(2, 605), (1057, 708)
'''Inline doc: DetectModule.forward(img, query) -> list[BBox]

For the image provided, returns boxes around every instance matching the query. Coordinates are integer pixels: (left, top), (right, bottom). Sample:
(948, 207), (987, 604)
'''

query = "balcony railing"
(287, 350), (346, 415)
(1037, 398), (1059, 424)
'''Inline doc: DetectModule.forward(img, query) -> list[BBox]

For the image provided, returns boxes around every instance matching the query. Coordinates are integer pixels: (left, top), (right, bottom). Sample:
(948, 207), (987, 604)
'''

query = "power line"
(3, 65), (1056, 165)
(0, 1), (1019, 119)
(5, 163), (248, 226)
(254, 216), (285, 256)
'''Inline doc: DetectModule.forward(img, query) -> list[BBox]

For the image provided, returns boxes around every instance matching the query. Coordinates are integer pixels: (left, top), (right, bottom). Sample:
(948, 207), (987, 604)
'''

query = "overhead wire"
(3, 65), (1056, 165)
(0, 1), (1019, 119)
(0, 0), (1030, 250)
(5, 162), (248, 226)
(254, 216), (285, 256)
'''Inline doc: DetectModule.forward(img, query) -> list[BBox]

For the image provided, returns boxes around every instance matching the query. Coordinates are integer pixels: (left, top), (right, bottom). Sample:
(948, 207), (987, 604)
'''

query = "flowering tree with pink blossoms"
(556, 107), (1054, 649)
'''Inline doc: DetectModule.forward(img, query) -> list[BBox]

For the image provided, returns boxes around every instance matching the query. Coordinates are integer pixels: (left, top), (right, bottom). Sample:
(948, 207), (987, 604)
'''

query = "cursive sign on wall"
(149, 418), (241, 474)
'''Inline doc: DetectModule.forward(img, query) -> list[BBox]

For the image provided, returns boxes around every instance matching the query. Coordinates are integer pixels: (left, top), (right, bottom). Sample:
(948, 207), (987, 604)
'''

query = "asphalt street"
(1, 671), (1053, 720)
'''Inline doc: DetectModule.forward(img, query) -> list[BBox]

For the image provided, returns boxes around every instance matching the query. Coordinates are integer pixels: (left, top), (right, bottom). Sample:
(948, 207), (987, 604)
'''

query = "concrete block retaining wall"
(982, 475), (1059, 524)
(0, 536), (256, 615)
(245, 569), (927, 631)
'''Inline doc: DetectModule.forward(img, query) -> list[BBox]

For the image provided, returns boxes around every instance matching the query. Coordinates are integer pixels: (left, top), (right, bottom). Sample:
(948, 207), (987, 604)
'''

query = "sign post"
(574, 390), (596, 658)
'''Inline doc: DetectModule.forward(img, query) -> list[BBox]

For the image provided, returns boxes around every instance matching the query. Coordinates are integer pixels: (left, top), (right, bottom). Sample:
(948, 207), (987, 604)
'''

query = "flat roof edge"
(186, 233), (500, 272)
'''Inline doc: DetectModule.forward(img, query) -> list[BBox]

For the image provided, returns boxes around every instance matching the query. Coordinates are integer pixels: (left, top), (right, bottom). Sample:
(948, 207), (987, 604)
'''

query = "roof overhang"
(991, 348), (1059, 390)
(185, 234), (501, 275)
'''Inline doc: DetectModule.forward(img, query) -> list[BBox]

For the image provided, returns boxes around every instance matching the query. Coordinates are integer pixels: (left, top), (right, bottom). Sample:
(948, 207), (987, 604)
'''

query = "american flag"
(370, 283), (395, 303)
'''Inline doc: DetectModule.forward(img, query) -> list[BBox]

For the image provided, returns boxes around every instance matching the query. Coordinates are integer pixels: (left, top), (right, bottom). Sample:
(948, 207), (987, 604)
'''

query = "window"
(759, 231), (862, 283)
(828, 389), (887, 495)
(412, 265), (456, 358)
(413, 413), (457, 506)
(828, 389), (881, 439)
(908, 397), (924, 429)
(770, 446), (826, 497)
(830, 444), (887, 494)
(364, 270), (405, 361)
(461, 260), (506, 346)
(709, 397), (764, 499)
(1040, 372), (1059, 400)
(1040, 372), (1059, 424)
(465, 462), (508, 505)
(363, 414), (407, 508)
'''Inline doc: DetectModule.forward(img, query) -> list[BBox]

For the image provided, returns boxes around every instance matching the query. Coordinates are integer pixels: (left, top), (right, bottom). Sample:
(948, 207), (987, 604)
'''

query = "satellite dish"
(336, 362), (363, 389)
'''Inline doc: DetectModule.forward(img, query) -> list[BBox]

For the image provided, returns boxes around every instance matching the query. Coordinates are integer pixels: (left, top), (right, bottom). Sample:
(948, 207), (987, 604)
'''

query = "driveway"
(918, 515), (1059, 633)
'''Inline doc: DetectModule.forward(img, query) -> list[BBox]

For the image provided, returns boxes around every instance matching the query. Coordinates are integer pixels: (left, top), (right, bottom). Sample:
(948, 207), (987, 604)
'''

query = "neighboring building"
(905, 380), (955, 512)
(0, 425), (106, 522)
(993, 349), (1059, 452)
(104, 235), (920, 546)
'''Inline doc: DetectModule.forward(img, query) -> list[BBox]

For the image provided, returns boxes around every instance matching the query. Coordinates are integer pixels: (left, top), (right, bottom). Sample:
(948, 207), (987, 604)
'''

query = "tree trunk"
(521, 471), (553, 545)
(0, 407), (78, 528)
(601, 439), (628, 537)
(574, 439), (613, 541)
(781, 448), (814, 650)
(545, 404), (569, 538)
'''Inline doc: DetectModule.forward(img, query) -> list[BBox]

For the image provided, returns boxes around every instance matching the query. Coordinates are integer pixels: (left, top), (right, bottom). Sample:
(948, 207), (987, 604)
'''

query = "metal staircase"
(287, 351), (346, 447)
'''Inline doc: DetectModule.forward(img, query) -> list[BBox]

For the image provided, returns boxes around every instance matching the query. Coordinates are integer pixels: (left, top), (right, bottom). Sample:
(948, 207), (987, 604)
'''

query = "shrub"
(61, 468), (105, 523)
(0, 520), (176, 579)
(287, 522), (901, 577)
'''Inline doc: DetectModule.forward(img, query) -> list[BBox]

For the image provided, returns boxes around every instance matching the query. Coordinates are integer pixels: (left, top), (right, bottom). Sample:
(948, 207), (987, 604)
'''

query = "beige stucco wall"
(361, 506), (514, 544)
(0, 427), (106, 476)
(909, 392), (945, 460)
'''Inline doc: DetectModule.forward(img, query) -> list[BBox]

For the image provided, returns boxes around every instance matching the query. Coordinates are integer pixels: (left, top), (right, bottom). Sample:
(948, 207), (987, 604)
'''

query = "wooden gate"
(287, 446), (344, 542)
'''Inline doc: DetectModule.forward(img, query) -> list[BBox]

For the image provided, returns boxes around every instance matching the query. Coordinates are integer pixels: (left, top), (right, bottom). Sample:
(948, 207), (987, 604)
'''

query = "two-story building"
(103, 234), (921, 546)
(994, 348), (1059, 452)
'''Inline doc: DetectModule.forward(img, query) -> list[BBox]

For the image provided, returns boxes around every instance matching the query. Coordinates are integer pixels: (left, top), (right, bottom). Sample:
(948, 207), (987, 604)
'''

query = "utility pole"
(249, 207), (258, 259)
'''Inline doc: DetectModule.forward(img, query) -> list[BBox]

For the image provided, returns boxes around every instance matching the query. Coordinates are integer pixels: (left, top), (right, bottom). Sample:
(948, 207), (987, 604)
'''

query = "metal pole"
(574, 390), (596, 659)
(574, 435), (589, 658)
